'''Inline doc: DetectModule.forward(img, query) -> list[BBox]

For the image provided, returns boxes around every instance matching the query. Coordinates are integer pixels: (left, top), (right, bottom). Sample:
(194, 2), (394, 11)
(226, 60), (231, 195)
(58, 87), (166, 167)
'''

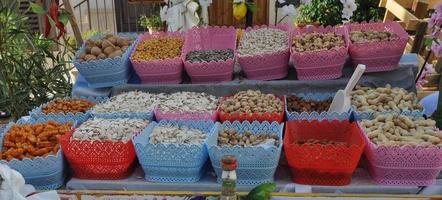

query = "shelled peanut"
(218, 128), (279, 147)
(360, 114), (442, 147)
(131, 37), (183, 61)
(42, 99), (95, 114)
(220, 90), (283, 114)
(76, 34), (132, 62)
(351, 84), (422, 113)
(350, 30), (399, 43)
(294, 139), (349, 147)
(0, 121), (72, 161)
(292, 32), (345, 53)
(287, 95), (332, 113)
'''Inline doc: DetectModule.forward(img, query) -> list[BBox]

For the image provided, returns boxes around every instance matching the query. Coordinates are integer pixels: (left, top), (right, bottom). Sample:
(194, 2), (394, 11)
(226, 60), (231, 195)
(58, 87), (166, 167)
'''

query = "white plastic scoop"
(328, 64), (366, 113)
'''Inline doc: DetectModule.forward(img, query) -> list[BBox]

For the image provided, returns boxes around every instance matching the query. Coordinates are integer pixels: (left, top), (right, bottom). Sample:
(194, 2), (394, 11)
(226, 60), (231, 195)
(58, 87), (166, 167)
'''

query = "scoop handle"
(344, 64), (366, 96)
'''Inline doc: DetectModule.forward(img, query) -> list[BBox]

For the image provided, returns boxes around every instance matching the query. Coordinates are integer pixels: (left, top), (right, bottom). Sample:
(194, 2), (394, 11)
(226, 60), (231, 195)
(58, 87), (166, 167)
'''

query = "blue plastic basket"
(72, 33), (138, 88)
(133, 120), (215, 182)
(352, 106), (425, 120)
(286, 93), (351, 121)
(29, 96), (108, 125)
(0, 115), (76, 190)
(208, 121), (283, 185)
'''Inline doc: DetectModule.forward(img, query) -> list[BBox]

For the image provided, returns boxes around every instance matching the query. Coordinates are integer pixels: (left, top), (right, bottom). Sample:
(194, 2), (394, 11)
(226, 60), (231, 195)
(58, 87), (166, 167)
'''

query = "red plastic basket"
(284, 120), (366, 186)
(59, 130), (137, 179)
(291, 26), (349, 80)
(182, 26), (236, 83)
(217, 96), (285, 123)
(238, 24), (291, 80)
(130, 32), (184, 84)
(347, 21), (408, 73)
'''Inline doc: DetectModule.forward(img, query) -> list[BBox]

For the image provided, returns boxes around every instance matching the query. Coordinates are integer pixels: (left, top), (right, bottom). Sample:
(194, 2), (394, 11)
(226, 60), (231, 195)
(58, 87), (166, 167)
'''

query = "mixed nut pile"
(185, 49), (234, 63)
(292, 32), (345, 53)
(131, 37), (183, 61)
(149, 124), (207, 145)
(287, 95), (332, 113)
(42, 99), (95, 114)
(218, 128), (279, 147)
(361, 114), (442, 147)
(76, 34), (132, 62)
(72, 118), (148, 142)
(351, 85), (422, 113)
(294, 139), (349, 147)
(93, 91), (163, 113)
(1, 121), (72, 160)
(238, 28), (288, 56)
(220, 90), (283, 114)
(156, 92), (218, 113)
(350, 30), (399, 43)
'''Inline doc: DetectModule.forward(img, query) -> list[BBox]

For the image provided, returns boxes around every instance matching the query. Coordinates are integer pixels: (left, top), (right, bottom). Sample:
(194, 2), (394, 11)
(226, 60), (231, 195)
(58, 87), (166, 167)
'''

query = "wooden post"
(412, 0), (429, 19)
(411, 21), (428, 53)
(383, 10), (395, 22)
(62, 0), (83, 47)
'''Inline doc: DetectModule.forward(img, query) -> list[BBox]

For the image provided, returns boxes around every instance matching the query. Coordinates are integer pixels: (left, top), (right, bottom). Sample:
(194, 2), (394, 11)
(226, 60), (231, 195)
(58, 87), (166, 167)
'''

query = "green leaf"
(424, 37), (434, 47)
(245, 183), (276, 200)
(48, 15), (56, 27)
(59, 11), (70, 25)
(246, 3), (258, 13)
(30, 2), (46, 15)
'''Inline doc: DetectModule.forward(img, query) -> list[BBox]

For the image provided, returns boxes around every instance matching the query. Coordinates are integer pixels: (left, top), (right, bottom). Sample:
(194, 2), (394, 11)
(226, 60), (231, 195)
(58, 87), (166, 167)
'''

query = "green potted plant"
(139, 14), (164, 34)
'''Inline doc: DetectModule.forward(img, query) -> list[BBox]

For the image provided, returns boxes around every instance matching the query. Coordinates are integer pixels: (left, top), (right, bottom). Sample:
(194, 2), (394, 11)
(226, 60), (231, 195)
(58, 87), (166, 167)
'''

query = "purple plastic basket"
(347, 21), (408, 73)
(238, 24), (291, 80)
(154, 107), (218, 121)
(130, 32), (184, 84)
(358, 122), (442, 186)
(291, 26), (349, 80)
(182, 26), (236, 83)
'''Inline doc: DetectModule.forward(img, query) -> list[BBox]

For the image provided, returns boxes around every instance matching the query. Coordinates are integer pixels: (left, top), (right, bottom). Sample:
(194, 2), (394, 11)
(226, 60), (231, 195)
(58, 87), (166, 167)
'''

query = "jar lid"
(221, 155), (237, 170)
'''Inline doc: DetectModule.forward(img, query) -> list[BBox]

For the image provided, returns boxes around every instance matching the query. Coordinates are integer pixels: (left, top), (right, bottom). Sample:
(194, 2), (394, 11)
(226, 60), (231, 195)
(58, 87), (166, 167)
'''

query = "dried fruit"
(287, 95), (332, 113)
(42, 98), (95, 114)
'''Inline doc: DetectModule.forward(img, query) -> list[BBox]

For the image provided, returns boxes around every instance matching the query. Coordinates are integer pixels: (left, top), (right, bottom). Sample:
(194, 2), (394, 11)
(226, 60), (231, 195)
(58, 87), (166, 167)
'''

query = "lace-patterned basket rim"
(345, 21), (408, 48)
(72, 33), (139, 68)
(29, 96), (108, 121)
(182, 26), (237, 66)
(0, 116), (76, 164)
(285, 93), (351, 121)
(237, 24), (292, 59)
(217, 95), (286, 123)
(351, 105), (425, 120)
(290, 25), (350, 58)
(154, 107), (218, 121)
(130, 31), (184, 66)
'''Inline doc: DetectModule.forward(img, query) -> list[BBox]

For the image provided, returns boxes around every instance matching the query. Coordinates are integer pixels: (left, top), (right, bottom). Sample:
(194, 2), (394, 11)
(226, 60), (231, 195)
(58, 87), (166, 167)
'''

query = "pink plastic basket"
(130, 32), (184, 84)
(347, 21), (408, 73)
(154, 107), (218, 121)
(238, 24), (291, 80)
(358, 122), (442, 186)
(291, 26), (349, 80)
(182, 26), (236, 83)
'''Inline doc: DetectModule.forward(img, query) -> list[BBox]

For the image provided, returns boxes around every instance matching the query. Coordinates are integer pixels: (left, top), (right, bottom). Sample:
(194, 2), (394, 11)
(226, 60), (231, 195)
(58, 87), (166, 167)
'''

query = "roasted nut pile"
(185, 49), (234, 63)
(238, 28), (288, 56)
(287, 95), (332, 113)
(292, 32), (345, 53)
(1, 121), (72, 161)
(93, 91), (165, 113)
(361, 114), (442, 147)
(350, 30), (399, 43)
(156, 92), (218, 113)
(218, 129), (279, 147)
(72, 118), (148, 142)
(76, 34), (132, 62)
(220, 90), (283, 114)
(351, 85), (422, 113)
(294, 139), (349, 147)
(149, 124), (207, 145)
(131, 37), (183, 61)
(42, 99), (96, 114)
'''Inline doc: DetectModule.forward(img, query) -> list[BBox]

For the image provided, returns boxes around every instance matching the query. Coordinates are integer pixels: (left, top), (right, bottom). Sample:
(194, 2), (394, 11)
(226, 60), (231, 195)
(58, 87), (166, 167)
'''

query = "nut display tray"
(352, 106), (425, 121)
(182, 26), (236, 83)
(285, 93), (351, 121)
(0, 115), (76, 189)
(347, 21), (408, 73)
(284, 120), (365, 186)
(72, 33), (138, 88)
(154, 107), (218, 122)
(207, 121), (283, 185)
(130, 32), (184, 84)
(133, 120), (214, 183)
